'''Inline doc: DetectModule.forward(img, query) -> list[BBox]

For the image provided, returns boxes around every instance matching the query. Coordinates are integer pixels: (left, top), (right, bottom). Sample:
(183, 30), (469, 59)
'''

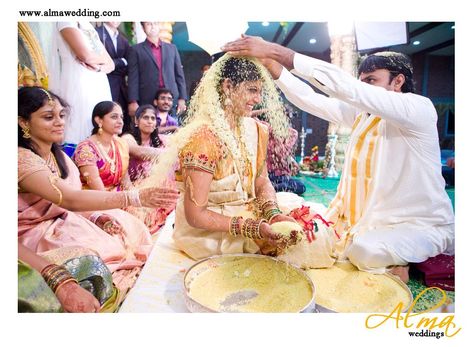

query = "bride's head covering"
(139, 53), (290, 187)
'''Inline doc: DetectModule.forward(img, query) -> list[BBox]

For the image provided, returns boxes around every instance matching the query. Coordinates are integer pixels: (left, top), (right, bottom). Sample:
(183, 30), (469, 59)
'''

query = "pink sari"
(73, 137), (129, 190)
(18, 147), (152, 294)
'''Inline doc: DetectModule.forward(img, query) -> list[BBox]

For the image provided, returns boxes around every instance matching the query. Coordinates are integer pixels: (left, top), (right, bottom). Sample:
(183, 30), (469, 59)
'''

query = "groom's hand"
(221, 34), (272, 59)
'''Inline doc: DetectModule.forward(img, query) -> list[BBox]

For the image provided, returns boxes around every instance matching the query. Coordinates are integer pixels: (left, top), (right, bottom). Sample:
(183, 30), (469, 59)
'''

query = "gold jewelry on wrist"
(229, 216), (243, 237)
(241, 218), (264, 239)
(54, 277), (78, 294)
(268, 213), (282, 224)
(41, 264), (77, 294)
(257, 198), (283, 221)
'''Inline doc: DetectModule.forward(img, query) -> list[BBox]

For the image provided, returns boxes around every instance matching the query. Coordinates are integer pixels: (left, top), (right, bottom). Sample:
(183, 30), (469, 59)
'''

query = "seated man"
(153, 88), (179, 134)
(223, 36), (455, 282)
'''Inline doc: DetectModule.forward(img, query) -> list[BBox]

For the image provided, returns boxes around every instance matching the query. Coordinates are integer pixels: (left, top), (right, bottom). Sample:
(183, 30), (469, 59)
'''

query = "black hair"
(219, 57), (262, 85)
(358, 52), (415, 93)
(133, 104), (162, 148)
(91, 101), (121, 135)
(18, 86), (70, 178)
(154, 88), (173, 100)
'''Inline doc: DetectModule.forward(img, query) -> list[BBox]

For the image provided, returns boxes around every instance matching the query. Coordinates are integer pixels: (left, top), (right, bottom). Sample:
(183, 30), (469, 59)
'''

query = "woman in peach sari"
(18, 87), (179, 305)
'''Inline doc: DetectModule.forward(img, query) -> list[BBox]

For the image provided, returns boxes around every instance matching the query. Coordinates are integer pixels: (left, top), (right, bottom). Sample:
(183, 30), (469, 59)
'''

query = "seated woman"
(140, 55), (334, 261)
(121, 105), (177, 234)
(252, 110), (306, 195)
(122, 105), (167, 182)
(18, 243), (124, 313)
(18, 87), (179, 304)
(73, 101), (134, 191)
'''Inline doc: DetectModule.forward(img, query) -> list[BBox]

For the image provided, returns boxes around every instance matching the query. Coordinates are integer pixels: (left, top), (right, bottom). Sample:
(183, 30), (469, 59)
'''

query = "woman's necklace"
(95, 137), (116, 173)
(46, 152), (60, 177)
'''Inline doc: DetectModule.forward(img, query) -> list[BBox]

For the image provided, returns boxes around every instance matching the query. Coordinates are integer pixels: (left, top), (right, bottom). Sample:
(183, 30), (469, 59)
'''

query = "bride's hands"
(259, 221), (300, 249)
(268, 214), (297, 225)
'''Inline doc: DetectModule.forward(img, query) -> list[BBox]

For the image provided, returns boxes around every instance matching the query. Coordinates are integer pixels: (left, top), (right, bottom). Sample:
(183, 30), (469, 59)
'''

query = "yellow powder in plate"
(188, 257), (313, 312)
(306, 262), (412, 313)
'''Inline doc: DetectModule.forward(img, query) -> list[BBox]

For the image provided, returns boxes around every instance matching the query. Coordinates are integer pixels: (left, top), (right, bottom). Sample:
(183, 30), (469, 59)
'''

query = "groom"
(222, 36), (454, 282)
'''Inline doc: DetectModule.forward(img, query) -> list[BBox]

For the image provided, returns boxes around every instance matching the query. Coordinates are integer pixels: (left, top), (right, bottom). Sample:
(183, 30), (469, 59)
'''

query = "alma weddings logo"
(365, 287), (461, 338)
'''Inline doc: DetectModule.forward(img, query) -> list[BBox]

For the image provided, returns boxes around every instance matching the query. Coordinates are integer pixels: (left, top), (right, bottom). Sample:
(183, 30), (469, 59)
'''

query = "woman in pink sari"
(18, 87), (179, 303)
(74, 102), (176, 234)
(73, 101), (132, 191)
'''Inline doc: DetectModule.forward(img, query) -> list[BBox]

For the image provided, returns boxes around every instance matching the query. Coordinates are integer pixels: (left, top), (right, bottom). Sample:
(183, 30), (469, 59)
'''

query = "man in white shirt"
(222, 36), (454, 282)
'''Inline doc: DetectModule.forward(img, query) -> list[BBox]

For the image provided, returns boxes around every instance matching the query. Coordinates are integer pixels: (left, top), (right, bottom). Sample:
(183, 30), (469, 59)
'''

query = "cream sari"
(172, 117), (268, 260)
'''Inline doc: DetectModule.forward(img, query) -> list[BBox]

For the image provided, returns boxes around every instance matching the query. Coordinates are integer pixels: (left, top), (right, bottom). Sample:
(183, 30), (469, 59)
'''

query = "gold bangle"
(255, 219), (266, 239)
(54, 277), (78, 295)
(48, 175), (63, 206)
(268, 213), (281, 224)
(229, 216), (242, 237)
(40, 264), (57, 278)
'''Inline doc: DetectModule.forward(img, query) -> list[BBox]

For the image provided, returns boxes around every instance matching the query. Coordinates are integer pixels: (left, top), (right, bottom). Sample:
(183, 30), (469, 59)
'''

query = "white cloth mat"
(119, 211), (194, 312)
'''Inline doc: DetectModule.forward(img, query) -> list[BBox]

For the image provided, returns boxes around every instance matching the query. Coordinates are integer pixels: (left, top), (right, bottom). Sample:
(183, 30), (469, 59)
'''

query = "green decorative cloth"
(18, 260), (62, 313)
(63, 255), (114, 306)
(18, 255), (117, 313)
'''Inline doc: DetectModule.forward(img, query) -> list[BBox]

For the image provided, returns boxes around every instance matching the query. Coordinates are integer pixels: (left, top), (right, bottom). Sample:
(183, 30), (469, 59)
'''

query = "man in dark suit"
(127, 22), (187, 122)
(96, 22), (131, 132)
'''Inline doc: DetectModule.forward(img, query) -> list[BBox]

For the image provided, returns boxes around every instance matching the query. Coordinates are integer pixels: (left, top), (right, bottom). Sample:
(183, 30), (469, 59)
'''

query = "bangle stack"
(125, 189), (142, 207)
(241, 218), (265, 239)
(228, 216), (267, 240)
(40, 264), (78, 294)
(228, 216), (243, 237)
(260, 199), (283, 222)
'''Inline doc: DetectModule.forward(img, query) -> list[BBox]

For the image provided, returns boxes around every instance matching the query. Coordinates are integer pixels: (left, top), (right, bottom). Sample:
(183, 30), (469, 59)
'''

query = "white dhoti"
(343, 223), (455, 273)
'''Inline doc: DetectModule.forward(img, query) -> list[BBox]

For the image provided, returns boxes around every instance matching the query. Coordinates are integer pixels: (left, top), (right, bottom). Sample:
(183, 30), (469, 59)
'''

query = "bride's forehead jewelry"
(40, 88), (55, 106)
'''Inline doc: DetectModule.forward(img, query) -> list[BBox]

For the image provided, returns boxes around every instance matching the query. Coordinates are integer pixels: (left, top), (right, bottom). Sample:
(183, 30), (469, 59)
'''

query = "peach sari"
(18, 147), (152, 297)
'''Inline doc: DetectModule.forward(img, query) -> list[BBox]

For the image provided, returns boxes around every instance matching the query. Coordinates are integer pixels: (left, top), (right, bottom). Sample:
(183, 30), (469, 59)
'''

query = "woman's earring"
(98, 124), (103, 136)
(22, 127), (31, 139)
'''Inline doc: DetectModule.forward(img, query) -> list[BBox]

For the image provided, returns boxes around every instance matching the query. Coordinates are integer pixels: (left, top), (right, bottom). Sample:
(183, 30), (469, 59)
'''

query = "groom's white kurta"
(276, 53), (454, 273)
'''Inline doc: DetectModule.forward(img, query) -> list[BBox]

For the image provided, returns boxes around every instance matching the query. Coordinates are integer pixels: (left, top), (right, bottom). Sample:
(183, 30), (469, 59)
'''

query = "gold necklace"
(95, 138), (116, 173)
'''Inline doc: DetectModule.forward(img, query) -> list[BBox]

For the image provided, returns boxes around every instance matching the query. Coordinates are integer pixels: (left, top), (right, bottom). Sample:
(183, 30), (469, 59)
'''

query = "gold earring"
(98, 125), (103, 135)
(22, 127), (31, 139)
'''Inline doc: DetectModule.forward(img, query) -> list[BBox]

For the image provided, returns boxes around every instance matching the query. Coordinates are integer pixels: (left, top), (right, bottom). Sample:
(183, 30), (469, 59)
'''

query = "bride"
(140, 54), (337, 266)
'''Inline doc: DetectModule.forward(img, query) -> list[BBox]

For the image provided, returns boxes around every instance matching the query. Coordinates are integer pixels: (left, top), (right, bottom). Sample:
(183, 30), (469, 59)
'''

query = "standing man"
(127, 22), (187, 123)
(153, 88), (179, 134)
(222, 36), (454, 282)
(96, 22), (131, 132)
